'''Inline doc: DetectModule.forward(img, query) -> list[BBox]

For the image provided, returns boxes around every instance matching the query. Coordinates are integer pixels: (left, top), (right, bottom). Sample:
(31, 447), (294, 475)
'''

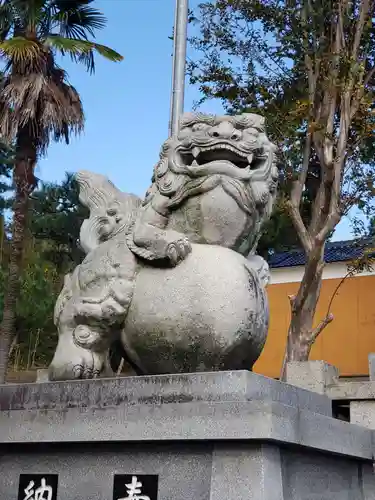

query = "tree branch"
(287, 200), (312, 253)
(316, 210), (342, 243)
(310, 266), (358, 345)
(309, 313), (334, 344)
(322, 10), (342, 169)
(352, 0), (370, 60)
(363, 66), (375, 88)
(288, 129), (313, 252)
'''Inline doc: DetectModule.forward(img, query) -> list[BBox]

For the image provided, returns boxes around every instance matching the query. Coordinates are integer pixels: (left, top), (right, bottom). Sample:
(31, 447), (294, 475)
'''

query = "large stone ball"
(122, 244), (269, 374)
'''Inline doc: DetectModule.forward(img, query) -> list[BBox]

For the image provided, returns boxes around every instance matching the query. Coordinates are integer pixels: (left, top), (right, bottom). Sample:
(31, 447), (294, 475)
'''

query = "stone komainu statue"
(48, 112), (278, 380)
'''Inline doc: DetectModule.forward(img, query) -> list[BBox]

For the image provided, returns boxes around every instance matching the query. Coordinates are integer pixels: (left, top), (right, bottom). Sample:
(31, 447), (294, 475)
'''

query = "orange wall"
(253, 273), (375, 378)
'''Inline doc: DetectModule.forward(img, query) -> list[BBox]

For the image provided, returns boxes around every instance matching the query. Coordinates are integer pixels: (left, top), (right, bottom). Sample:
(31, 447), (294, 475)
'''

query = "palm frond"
(44, 34), (93, 71)
(44, 33), (90, 53)
(45, 35), (123, 73)
(41, 77), (84, 146)
(0, 2), (13, 41)
(1, 0), (32, 36)
(90, 42), (123, 62)
(75, 48), (94, 74)
(51, 3), (107, 40)
(0, 37), (40, 65)
(25, 0), (45, 36)
(0, 67), (84, 151)
(0, 73), (45, 142)
(37, 0), (53, 40)
(3, 73), (45, 116)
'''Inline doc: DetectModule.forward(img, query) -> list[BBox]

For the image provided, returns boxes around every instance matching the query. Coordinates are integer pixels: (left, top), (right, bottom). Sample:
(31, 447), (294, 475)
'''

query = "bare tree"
(188, 0), (375, 376)
(283, 0), (375, 372)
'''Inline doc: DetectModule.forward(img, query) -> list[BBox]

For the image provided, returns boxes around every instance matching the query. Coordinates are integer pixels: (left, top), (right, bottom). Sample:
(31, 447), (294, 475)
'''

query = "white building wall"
(270, 261), (375, 284)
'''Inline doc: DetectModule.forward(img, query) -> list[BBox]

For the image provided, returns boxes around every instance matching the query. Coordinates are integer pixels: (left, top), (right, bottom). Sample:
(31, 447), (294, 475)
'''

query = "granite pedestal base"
(0, 371), (374, 500)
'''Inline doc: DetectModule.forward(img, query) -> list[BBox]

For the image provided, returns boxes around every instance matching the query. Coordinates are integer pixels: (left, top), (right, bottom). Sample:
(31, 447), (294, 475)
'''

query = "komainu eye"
(192, 123), (208, 132)
(107, 207), (117, 216)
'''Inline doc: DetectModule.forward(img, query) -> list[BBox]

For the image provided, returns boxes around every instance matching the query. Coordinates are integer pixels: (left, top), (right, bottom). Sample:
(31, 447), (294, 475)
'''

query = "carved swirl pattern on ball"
(73, 325), (102, 349)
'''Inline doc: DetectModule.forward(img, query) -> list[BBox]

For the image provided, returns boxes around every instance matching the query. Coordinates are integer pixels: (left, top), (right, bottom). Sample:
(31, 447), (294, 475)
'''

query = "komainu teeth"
(192, 147), (200, 158)
(194, 143), (249, 158)
(247, 153), (254, 163)
(192, 160), (198, 166)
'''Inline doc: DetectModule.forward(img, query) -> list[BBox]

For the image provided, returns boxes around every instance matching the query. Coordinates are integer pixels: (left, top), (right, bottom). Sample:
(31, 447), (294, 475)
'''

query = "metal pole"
(168, 2), (178, 136)
(169, 0), (189, 137)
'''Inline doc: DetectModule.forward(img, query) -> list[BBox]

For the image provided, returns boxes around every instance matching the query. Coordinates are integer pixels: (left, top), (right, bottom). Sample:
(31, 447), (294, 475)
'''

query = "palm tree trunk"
(0, 128), (37, 383)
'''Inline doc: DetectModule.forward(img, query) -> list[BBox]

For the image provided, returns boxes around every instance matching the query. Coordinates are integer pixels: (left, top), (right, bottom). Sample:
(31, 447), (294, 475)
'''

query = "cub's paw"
(166, 236), (191, 266)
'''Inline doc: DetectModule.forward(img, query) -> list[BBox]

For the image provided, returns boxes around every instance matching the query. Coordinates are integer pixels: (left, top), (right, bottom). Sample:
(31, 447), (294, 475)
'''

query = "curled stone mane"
(180, 112), (266, 131)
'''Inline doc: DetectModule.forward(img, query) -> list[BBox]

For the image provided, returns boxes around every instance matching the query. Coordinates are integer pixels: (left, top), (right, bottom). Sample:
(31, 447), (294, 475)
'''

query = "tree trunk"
(287, 274), (322, 361)
(280, 249), (324, 380)
(0, 128), (37, 383)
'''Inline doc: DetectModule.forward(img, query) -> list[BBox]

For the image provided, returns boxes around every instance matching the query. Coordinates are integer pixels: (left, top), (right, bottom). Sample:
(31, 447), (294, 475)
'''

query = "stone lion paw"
(166, 237), (191, 265)
(71, 349), (104, 379)
(48, 342), (105, 381)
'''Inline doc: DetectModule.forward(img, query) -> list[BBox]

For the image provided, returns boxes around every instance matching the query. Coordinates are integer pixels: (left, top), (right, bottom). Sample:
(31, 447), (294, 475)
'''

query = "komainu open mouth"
(179, 143), (254, 169)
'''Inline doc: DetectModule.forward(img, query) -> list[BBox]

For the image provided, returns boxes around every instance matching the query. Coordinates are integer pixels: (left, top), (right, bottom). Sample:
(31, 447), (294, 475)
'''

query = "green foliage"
(0, 169), (89, 369)
(4, 171), (91, 368)
(257, 179), (314, 257)
(0, 246), (60, 368)
(0, 168), (93, 369)
(257, 200), (300, 257)
(14, 250), (59, 368)
(30, 172), (88, 273)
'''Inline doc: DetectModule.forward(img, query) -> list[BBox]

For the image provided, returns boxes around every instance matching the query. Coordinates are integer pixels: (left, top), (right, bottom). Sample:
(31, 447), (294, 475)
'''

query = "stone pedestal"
(350, 400), (375, 429)
(286, 360), (339, 394)
(369, 353), (375, 381)
(0, 371), (374, 500)
(36, 368), (49, 382)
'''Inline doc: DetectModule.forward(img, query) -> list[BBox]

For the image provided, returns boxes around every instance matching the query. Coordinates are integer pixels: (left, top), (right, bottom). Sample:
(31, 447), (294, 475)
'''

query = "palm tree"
(0, 0), (123, 382)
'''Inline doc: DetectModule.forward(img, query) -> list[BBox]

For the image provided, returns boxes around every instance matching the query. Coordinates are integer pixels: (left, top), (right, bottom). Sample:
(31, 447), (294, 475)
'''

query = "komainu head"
(152, 112), (279, 223)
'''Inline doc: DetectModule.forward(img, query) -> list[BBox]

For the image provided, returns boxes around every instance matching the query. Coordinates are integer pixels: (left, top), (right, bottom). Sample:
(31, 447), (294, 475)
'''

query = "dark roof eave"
(268, 238), (374, 269)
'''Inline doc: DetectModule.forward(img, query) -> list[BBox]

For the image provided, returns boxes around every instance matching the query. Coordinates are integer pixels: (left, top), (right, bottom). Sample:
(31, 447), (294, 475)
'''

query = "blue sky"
(39, 0), (223, 192)
(39, 0), (352, 240)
